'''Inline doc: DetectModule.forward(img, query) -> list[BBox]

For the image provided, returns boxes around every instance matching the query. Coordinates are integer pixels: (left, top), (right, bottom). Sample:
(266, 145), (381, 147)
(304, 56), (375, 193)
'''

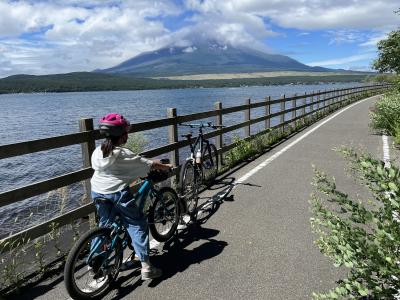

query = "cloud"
(0, 0), (182, 77)
(215, 0), (400, 30)
(359, 33), (391, 48)
(326, 30), (368, 45)
(0, 0), (399, 77)
(176, 1), (277, 51)
(182, 46), (197, 53)
(307, 53), (375, 67)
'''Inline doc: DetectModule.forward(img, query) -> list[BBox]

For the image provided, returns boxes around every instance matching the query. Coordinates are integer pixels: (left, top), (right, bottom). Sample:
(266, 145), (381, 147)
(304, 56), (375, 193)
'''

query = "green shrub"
(310, 147), (400, 299)
(223, 129), (276, 168)
(370, 91), (400, 136)
(125, 132), (148, 154)
(224, 136), (256, 167)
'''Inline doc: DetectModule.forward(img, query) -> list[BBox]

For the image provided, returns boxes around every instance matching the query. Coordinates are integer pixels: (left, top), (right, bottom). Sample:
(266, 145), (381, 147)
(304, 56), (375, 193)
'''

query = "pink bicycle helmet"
(99, 113), (130, 137)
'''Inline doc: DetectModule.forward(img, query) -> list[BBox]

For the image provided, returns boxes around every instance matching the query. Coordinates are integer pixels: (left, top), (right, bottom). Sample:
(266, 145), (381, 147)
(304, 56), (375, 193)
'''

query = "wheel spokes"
(72, 234), (118, 295)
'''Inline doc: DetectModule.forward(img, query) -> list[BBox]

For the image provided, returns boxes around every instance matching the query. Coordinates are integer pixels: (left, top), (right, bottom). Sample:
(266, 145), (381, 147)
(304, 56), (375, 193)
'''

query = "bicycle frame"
(87, 224), (121, 262)
(183, 124), (215, 165)
(88, 179), (157, 263)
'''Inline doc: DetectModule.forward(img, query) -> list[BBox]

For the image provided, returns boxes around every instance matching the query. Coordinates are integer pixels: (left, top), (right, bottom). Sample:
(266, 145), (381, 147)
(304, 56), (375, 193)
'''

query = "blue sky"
(0, 0), (398, 78)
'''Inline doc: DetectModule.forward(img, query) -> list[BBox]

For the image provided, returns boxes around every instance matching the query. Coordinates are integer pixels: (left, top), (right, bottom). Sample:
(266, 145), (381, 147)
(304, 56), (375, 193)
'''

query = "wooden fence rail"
(0, 84), (390, 250)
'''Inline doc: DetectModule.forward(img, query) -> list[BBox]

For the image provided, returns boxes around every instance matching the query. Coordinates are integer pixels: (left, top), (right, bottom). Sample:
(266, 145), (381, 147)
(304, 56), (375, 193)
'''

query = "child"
(90, 113), (171, 280)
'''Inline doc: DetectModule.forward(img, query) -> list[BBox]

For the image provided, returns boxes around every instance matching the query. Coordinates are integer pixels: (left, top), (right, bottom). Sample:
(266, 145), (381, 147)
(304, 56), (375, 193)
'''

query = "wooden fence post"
(214, 101), (223, 166)
(245, 98), (251, 137)
(167, 108), (179, 169)
(310, 92), (314, 119)
(302, 92), (307, 124)
(341, 89), (345, 106)
(265, 96), (271, 130)
(291, 94), (297, 129)
(341, 89), (344, 104)
(280, 94), (285, 133)
(79, 118), (95, 204)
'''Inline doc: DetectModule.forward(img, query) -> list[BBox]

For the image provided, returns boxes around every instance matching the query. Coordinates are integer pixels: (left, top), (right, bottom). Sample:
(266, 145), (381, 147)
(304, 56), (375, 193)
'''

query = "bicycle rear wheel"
(64, 227), (123, 300)
(148, 187), (180, 242)
(179, 160), (201, 219)
(202, 143), (218, 184)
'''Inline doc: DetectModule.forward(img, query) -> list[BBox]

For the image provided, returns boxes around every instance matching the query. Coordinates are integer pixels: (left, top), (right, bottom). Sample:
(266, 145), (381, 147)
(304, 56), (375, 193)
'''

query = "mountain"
(97, 42), (330, 76)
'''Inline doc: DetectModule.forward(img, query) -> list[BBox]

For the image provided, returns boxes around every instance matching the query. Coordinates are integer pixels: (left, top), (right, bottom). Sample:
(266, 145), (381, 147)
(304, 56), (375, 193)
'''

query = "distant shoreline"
(152, 71), (371, 80)
(0, 72), (373, 95)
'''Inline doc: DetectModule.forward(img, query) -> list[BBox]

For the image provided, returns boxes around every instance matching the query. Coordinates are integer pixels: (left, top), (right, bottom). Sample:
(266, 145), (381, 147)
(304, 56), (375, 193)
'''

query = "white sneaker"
(141, 266), (162, 280)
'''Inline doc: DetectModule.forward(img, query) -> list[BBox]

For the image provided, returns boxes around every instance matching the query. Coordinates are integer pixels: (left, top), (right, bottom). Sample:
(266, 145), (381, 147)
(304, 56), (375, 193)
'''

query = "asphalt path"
(12, 95), (384, 300)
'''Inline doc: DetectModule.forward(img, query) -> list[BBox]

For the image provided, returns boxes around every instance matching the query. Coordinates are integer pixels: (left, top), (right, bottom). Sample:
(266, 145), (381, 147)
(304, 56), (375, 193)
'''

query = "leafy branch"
(311, 147), (400, 299)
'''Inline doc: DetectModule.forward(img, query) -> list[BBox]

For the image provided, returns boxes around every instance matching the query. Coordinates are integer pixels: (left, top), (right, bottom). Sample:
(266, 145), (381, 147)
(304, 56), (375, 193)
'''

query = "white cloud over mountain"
(0, 0), (398, 77)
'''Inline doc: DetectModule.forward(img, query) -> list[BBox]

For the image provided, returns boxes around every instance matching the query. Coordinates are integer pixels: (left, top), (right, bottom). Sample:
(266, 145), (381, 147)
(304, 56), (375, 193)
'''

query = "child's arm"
(151, 160), (173, 171)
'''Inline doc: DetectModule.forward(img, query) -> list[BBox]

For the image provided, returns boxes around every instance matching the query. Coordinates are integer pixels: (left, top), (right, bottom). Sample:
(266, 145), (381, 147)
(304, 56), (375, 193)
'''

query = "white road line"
(382, 134), (399, 225)
(382, 134), (391, 168)
(235, 95), (378, 185)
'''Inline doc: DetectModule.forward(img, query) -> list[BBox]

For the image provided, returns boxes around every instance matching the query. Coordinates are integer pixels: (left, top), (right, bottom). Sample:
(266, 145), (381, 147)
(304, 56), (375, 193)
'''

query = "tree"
(373, 10), (400, 74)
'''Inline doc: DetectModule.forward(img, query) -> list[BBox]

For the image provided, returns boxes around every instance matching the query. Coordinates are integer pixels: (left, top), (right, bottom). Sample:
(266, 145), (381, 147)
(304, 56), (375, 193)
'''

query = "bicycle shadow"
(106, 177), (237, 298)
(150, 227), (228, 287)
(108, 226), (228, 299)
(196, 183), (235, 224)
(204, 176), (235, 192)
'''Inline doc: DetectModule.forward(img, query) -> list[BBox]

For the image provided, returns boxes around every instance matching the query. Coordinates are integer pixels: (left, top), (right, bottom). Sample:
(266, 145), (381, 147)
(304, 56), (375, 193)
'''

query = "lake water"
(0, 82), (364, 237)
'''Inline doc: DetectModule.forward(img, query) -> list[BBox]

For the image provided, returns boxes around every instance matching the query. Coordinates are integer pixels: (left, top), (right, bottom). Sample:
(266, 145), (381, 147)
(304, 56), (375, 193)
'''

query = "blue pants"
(91, 187), (149, 262)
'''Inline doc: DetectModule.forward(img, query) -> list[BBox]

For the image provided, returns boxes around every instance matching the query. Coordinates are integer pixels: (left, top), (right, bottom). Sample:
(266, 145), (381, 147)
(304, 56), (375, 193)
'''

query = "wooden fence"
(0, 84), (390, 250)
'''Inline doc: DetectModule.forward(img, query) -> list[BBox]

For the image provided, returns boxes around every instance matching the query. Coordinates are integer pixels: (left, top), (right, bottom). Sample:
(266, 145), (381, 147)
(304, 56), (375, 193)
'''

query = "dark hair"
(101, 136), (121, 158)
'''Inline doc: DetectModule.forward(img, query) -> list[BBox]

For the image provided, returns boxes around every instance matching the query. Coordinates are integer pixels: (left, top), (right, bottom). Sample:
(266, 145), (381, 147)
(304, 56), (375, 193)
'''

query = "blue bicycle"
(64, 169), (179, 299)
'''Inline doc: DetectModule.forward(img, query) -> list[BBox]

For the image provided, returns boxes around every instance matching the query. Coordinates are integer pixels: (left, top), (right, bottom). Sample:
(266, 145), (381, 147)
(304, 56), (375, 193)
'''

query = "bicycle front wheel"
(179, 160), (201, 217)
(148, 187), (180, 242)
(202, 143), (218, 184)
(64, 227), (123, 300)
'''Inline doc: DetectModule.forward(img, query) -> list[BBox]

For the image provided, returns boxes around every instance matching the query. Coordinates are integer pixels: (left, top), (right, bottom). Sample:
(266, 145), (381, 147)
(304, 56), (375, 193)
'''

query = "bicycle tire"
(202, 143), (218, 184)
(179, 160), (200, 218)
(64, 227), (123, 300)
(148, 187), (180, 242)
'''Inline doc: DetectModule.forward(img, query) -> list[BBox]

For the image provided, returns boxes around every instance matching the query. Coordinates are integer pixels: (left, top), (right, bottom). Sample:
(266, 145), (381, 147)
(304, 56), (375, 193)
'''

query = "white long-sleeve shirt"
(90, 146), (153, 194)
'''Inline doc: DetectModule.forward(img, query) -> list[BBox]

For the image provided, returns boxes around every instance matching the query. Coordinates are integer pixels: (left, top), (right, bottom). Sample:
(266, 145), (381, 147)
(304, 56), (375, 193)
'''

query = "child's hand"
(152, 160), (173, 171)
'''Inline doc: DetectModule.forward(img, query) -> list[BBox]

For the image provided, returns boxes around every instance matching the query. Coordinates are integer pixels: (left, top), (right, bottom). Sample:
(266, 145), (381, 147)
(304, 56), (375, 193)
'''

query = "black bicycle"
(64, 168), (179, 299)
(178, 122), (223, 221)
